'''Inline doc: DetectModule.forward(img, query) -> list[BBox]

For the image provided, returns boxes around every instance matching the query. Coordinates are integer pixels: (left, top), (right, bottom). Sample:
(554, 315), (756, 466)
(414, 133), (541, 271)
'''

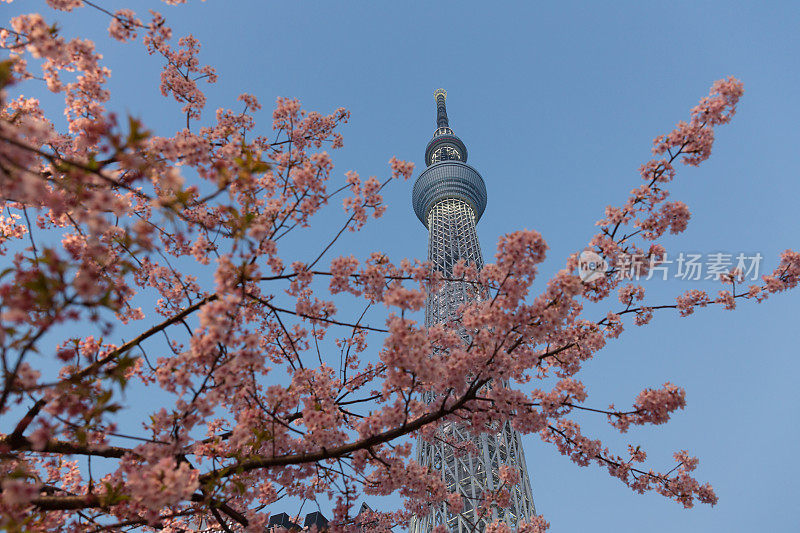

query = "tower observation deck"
(410, 90), (536, 532)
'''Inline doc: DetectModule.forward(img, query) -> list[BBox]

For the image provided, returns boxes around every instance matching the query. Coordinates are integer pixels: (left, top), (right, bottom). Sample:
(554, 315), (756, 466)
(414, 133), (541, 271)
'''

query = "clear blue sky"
(6, 1), (800, 531)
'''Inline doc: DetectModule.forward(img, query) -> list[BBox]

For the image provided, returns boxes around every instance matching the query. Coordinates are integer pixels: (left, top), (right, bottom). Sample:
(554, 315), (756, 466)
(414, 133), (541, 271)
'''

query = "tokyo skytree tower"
(410, 90), (536, 532)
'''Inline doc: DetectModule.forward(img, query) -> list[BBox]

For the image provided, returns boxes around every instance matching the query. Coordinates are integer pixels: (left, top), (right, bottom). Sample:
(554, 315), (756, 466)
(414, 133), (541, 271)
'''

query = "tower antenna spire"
(423, 89), (468, 167)
(434, 88), (449, 128)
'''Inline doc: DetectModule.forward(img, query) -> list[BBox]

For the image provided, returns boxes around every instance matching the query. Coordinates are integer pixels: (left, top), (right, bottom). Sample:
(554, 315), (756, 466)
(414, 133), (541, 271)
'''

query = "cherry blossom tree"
(1, 2), (798, 532)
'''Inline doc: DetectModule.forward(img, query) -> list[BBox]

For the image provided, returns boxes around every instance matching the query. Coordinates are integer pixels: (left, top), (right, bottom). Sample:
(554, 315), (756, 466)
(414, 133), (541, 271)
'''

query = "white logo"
(578, 250), (608, 283)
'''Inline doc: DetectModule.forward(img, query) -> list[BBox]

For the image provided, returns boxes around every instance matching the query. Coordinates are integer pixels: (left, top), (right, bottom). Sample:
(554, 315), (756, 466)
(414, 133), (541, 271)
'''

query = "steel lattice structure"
(410, 90), (536, 532)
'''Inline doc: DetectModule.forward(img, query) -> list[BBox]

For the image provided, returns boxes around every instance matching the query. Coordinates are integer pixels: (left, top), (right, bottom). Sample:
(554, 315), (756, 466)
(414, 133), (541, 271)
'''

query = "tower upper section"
(425, 89), (469, 166)
(412, 89), (487, 228)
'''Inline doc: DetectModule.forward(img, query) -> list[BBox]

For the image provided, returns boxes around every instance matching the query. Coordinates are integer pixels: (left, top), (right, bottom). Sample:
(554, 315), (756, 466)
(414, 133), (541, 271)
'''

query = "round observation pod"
(412, 161), (487, 228)
(424, 134), (468, 166)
